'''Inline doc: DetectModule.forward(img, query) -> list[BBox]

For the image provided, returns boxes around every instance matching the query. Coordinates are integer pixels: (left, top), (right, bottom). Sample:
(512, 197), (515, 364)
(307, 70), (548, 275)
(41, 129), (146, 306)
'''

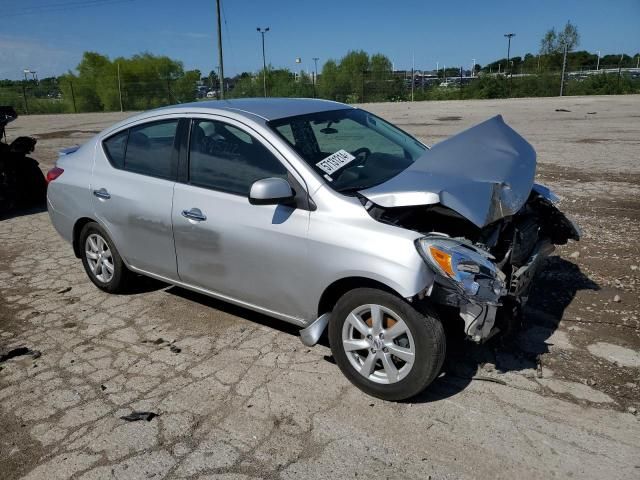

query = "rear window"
(102, 119), (179, 180)
(103, 130), (128, 169)
(125, 120), (178, 179)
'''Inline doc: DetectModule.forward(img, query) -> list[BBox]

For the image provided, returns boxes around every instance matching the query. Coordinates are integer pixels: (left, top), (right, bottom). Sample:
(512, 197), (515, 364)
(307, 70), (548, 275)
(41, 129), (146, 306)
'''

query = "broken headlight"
(415, 236), (506, 301)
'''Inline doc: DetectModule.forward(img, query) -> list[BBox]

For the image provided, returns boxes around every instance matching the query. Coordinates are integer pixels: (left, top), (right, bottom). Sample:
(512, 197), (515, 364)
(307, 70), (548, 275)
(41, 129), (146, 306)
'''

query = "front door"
(172, 117), (310, 321)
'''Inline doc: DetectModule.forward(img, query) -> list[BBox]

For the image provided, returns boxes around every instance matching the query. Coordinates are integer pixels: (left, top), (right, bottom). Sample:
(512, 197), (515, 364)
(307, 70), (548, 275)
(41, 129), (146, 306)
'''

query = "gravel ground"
(1, 95), (639, 480)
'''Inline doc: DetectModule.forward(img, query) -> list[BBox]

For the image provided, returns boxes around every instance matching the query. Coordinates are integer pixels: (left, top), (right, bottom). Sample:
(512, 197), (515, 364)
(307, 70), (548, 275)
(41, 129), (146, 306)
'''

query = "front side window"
(269, 109), (426, 193)
(188, 119), (288, 195)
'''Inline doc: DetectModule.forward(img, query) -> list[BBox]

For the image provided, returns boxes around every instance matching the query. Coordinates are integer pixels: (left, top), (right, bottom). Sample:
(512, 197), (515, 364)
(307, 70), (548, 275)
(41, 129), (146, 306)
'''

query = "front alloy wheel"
(329, 288), (445, 401)
(342, 304), (415, 384)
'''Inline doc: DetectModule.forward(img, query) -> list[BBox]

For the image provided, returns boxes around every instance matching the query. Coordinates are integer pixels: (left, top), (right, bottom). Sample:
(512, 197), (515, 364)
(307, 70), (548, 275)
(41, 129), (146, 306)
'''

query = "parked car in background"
(47, 98), (579, 400)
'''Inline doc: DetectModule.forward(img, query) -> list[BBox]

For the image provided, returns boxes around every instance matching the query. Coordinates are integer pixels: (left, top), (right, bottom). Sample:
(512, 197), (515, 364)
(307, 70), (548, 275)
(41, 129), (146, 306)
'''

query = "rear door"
(171, 116), (311, 321)
(92, 116), (183, 280)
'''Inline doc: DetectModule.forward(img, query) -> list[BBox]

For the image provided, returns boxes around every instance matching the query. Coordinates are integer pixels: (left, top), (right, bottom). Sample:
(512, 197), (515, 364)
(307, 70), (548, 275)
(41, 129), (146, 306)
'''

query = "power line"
(1, 0), (135, 18)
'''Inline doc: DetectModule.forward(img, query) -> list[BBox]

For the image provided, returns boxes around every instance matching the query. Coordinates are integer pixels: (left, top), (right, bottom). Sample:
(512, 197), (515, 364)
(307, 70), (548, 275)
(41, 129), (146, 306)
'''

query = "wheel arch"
(72, 217), (95, 258)
(317, 276), (402, 318)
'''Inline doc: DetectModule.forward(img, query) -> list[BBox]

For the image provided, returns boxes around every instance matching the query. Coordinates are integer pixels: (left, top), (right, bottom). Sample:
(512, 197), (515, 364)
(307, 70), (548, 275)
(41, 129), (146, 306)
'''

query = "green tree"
(558, 21), (580, 52)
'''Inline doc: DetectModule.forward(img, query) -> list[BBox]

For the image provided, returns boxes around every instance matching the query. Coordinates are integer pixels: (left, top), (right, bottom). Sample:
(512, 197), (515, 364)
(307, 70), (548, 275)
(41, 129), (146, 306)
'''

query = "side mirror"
(248, 177), (295, 206)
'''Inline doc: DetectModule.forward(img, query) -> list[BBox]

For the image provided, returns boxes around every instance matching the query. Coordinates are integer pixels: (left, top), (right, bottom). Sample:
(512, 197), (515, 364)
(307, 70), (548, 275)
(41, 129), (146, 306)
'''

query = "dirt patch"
(575, 138), (611, 144)
(394, 122), (438, 127)
(0, 409), (46, 480)
(34, 129), (100, 140)
(538, 163), (640, 186)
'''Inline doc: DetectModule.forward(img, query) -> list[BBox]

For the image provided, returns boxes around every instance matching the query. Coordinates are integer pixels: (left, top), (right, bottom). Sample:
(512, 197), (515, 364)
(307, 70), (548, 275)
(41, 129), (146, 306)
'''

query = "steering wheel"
(351, 147), (371, 166)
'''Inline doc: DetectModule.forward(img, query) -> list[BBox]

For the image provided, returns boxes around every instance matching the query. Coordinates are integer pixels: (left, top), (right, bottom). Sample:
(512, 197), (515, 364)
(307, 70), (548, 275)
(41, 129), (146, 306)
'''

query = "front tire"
(328, 288), (445, 401)
(79, 222), (131, 293)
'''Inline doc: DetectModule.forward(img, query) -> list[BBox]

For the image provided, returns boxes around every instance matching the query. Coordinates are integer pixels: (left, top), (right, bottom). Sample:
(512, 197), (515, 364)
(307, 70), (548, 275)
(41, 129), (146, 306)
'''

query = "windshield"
(268, 109), (426, 193)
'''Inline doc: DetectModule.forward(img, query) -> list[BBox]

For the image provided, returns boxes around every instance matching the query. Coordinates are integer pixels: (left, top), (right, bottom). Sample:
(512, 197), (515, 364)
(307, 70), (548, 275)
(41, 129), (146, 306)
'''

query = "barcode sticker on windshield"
(316, 149), (356, 176)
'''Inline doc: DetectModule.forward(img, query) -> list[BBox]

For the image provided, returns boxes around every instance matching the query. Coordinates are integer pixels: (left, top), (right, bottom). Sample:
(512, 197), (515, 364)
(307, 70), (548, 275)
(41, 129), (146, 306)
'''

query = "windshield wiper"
(336, 184), (373, 194)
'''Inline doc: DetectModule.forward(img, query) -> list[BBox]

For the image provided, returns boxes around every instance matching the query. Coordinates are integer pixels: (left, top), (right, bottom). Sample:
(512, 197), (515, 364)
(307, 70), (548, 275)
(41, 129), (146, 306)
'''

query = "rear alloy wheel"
(85, 233), (115, 283)
(329, 288), (445, 401)
(79, 222), (131, 293)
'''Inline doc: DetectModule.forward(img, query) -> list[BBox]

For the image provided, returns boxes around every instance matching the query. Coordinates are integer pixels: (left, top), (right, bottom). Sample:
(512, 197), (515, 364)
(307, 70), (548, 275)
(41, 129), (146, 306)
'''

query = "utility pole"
(617, 54), (623, 91)
(257, 27), (270, 97)
(596, 50), (601, 71)
(559, 43), (568, 96)
(471, 58), (476, 77)
(117, 63), (123, 112)
(312, 57), (319, 98)
(504, 33), (515, 97)
(216, 0), (225, 98)
(69, 81), (77, 113)
(21, 84), (29, 115)
(411, 51), (415, 101)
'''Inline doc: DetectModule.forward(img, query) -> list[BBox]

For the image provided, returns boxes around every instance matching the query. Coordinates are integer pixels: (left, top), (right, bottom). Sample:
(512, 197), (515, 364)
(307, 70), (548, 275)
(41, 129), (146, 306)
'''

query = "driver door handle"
(181, 207), (207, 222)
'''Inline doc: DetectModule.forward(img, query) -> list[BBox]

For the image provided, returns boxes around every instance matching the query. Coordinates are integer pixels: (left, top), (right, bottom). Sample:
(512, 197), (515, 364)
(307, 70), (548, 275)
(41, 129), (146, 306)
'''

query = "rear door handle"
(93, 188), (111, 200)
(181, 208), (207, 222)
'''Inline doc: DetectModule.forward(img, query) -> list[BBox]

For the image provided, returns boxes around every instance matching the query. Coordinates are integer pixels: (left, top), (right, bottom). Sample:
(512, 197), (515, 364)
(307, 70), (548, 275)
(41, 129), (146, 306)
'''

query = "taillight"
(46, 167), (64, 184)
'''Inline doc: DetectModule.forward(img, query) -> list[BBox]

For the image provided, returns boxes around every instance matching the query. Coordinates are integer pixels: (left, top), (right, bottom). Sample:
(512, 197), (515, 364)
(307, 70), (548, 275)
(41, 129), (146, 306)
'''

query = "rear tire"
(79, 222), (131, 293)
(328, 288), (445, 401)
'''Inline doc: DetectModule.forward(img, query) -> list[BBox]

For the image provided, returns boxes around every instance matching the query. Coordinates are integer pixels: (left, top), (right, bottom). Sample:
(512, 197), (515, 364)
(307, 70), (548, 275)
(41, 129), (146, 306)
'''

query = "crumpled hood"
(359, 115), (536, 228)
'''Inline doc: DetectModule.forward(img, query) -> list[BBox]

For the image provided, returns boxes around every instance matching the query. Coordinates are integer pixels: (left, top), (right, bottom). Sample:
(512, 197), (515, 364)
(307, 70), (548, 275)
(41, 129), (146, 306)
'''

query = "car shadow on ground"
(0, 203), (47, 221)
(165, 286), (302, 337)
(409, 257), (599, 403)
(146, 257), (597, 404)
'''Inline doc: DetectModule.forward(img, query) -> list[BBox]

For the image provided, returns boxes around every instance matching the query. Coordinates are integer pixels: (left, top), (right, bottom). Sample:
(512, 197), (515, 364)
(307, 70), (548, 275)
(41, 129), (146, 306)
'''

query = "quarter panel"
(47, 141), (97, 243)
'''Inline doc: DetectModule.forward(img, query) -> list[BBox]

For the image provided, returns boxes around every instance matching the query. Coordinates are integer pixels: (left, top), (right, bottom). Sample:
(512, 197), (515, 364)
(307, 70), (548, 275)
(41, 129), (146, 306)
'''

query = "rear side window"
(102, 119), (179, 180)
(103, 130), (128, 169)
(125, 120), (179, 179)
(188, 119), (288, 195)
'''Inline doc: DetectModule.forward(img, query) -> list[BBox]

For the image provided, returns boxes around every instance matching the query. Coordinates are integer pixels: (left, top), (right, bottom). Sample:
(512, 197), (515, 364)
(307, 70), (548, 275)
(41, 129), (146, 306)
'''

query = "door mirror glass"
(249, 177), (294, 205)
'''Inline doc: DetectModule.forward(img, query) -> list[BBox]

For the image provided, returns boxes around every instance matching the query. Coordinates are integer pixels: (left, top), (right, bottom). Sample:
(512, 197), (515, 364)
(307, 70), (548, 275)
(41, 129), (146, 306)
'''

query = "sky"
(1, 0), (639, 80)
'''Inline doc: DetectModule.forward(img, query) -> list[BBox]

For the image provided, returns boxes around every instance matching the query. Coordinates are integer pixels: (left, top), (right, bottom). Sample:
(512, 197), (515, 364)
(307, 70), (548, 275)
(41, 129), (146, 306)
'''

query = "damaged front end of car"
(367, 186), (579, 342)
(360, 115), (580, 342)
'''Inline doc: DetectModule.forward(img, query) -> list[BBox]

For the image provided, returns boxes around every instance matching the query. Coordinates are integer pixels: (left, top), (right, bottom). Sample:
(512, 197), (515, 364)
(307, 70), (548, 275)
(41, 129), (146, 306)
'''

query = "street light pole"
(257, 27), (270, 97)
(216, 0), (225, 98)
(504, 33), (515, 97)
(312, 57), (319, 98)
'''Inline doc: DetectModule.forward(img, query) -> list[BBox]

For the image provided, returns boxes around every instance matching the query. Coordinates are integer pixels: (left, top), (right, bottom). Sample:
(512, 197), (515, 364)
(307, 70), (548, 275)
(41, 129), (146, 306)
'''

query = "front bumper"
(429, 238), (556, 343)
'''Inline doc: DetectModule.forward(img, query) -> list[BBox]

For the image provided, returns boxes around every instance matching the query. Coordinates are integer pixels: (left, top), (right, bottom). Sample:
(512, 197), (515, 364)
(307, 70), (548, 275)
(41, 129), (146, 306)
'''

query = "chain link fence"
(0, 75), (199, 115)
(1, 69), (638, 115)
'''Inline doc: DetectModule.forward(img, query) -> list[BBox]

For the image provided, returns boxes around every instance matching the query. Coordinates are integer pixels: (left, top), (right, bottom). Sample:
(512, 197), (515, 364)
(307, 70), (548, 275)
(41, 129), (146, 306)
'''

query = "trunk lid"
(359, 115), (536, 228)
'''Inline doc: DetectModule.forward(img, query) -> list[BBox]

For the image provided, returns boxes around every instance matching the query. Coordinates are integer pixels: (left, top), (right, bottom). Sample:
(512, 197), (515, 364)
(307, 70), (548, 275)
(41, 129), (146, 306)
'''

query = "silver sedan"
(47, 98), (579, 400)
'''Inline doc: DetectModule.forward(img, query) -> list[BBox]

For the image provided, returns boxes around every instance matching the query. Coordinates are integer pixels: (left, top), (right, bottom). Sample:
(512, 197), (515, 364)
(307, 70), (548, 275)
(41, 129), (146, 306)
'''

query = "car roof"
(159, 97), (352, 121)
